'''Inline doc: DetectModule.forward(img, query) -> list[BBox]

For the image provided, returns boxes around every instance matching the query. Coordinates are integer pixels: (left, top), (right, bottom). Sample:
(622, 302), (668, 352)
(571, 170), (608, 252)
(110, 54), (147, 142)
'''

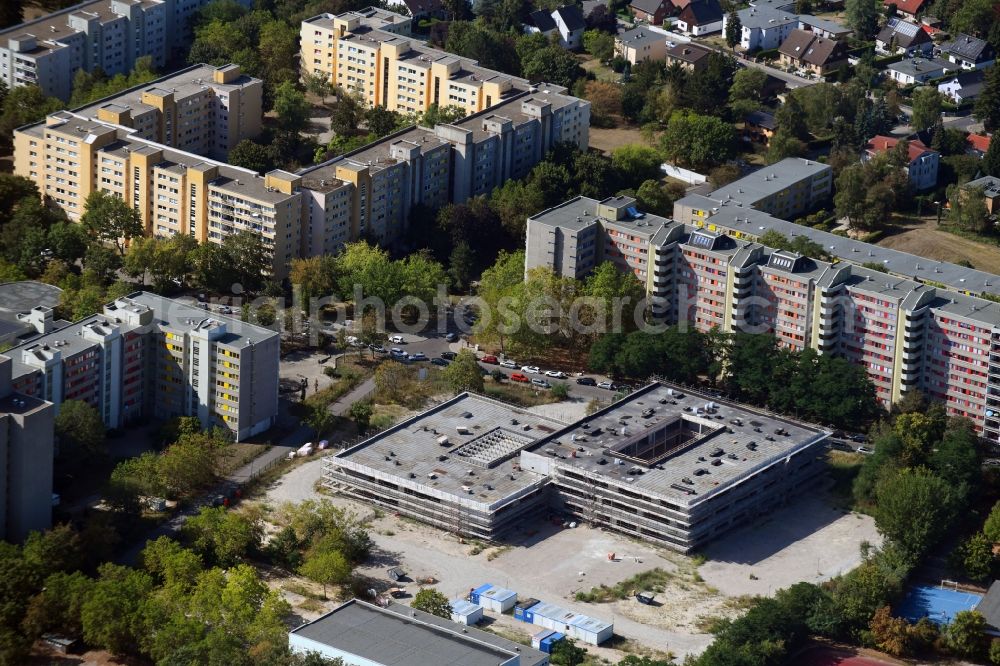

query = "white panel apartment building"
(0, 0), (252, 101)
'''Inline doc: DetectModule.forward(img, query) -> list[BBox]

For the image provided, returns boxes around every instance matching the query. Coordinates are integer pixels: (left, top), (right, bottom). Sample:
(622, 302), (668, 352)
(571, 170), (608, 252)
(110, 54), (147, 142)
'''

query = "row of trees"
(0, 518), (344, 665)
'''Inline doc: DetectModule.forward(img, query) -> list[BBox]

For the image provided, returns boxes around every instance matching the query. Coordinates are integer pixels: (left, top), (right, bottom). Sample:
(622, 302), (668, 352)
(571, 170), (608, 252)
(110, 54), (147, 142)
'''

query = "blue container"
(469, 583), (490, 606)
(514, 599), (540, 623)
(540, 632), (565, 653)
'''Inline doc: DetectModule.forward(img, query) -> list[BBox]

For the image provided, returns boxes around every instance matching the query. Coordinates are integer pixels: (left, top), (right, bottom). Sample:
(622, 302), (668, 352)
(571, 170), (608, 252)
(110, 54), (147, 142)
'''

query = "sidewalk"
(328, 376), (376, 416)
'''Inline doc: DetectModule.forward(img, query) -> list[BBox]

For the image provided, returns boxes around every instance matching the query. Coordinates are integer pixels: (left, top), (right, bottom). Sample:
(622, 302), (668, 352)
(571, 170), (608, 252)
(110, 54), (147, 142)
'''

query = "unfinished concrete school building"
(324, 384), (829, 551)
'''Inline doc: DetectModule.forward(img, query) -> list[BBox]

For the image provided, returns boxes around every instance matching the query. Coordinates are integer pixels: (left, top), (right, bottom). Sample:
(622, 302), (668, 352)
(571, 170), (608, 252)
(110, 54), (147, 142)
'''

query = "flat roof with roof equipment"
(289, 599), (548, 666)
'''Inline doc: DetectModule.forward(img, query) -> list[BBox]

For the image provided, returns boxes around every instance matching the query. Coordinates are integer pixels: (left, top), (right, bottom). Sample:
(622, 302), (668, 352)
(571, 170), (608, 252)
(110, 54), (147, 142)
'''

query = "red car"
(510, 373), (529, 383)
(481, 355), (499, 364)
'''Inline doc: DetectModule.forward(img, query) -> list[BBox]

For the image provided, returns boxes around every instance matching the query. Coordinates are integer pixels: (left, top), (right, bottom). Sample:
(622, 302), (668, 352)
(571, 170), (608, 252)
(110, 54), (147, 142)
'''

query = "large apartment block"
(0, 0), (251, 101)
(301, 9), (536, 116)
(14, 111), (302, 277)
(0, 356), (55, 542)
(325, 384), (828, 552)
(72, 63), (264, 161)
(299, 89), (590, 249)
(1, 292), (279, 441)
(526, 158), (1000, 440)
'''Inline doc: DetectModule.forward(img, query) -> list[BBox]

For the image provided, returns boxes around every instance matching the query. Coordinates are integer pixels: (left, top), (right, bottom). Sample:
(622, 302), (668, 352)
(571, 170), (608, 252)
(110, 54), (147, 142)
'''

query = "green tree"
(0, 0), (23, 30)
(957, 532), (994, 583)
(221, 229), (270, 293)
(411, 588), (452, 618)
(81, 563), (155, 656)
(975, 64), (1000, 132)
(443, 349), (485, 393)
(550, 638), (588, 665)
(22, 571), (94, 639)
(774, 93), (810, 140)
(47, 221), (89, 265)
(983, 137), (1000, 178)
(0, 85), (63, 146)
(910, 86), (943, 131)
(228, 139), (273, 173)
(845, 0), (878, 36)
(157, 437), (217, 497)
(140, 536), (204, 592)
(767, 129), (807, 163)
(299, 549), (351, 598)
(947, 610), (989, 660)
(725, 9), (741, 50)
(660, 110), (736, 170)
(350, 400), (373, 431)
(521, 45), (584, 88)
(273, 80), (310, 133)
(183, 506), (261, 567)
(873, 467), (955, 557)
(81, 190), (144, 256)
(54, 399), (106, 459)
(290, 255), (338, 306)
(0, 174), (39, 217)
(365, 106), (402, 137)
(583, 30), (615, 61)
(611, 144), (663, 185)
(474, 250), (525, 354)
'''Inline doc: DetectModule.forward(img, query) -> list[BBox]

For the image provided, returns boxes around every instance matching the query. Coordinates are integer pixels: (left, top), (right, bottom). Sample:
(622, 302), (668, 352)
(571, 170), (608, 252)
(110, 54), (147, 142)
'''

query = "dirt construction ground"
(878, 218), (1000, 273)
(258, 456), (879, 662)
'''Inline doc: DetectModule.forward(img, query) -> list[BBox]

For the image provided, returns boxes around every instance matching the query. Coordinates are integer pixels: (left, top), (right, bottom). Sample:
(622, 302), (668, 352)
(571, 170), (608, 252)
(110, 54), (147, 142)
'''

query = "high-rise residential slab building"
(300, 9), (537, 115)
(526, 160), (1000, 440)
(0, 0), (252, 101)
(2, 293), (279, 441)
(71, 63), (263, 161)
(0, 356), (55, 543)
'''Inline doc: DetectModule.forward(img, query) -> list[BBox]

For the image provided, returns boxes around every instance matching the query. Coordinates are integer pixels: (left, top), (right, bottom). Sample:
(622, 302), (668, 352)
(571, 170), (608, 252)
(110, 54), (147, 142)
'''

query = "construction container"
(567, 614), (613, 645)
(531, 629), (566, 653)
(514, 598), (540, 622)
(450, 599), (484, 626)
(528, 601), (613, 645)
(469, 584), (517, 613)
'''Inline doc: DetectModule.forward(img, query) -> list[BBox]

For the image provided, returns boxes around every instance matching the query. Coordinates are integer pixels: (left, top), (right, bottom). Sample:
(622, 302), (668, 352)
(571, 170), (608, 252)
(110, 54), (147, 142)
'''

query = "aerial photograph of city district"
(0, 0), (998, 663)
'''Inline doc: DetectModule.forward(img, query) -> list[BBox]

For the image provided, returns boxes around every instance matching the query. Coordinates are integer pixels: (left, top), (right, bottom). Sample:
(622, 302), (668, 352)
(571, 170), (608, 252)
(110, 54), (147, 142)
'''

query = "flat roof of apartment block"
(525, 383), (828, 506)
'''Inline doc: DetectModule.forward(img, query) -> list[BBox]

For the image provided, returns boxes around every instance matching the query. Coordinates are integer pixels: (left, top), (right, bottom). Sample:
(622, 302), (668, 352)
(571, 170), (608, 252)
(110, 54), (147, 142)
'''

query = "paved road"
(699, 42), (820, 89)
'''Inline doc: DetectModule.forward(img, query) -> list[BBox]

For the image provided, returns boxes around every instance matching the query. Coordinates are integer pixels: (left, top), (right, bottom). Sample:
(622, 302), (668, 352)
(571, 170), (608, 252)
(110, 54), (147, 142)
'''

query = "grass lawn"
(215, 442), (270, 476)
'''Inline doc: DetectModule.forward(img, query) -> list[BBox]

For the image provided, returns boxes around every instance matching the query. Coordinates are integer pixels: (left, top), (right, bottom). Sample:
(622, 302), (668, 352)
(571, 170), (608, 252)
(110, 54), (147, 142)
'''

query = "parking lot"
(261, 455), (880, 661)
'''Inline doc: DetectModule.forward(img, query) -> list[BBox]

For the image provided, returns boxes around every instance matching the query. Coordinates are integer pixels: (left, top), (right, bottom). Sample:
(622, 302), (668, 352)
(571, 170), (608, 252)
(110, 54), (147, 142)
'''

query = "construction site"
(323, 383), (830, 552)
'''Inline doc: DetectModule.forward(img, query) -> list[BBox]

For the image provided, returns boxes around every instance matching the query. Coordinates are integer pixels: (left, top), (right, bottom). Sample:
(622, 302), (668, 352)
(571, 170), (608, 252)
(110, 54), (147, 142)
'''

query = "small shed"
(568, 614), (614, 645)
(531, 629), (566, 653)
(528, 601), (576, 632)
(470, 584), (517, 613)
(450, 599), (484, 626)
(515, 598), (541, 622)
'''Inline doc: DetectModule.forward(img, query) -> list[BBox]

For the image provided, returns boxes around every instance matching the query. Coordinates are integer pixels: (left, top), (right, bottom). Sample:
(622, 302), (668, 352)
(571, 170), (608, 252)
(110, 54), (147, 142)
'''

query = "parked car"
(481, 355), (499, 364)
(856, 446), (873, 455)
(441, 351), (457, 360)
(389, 335), (405, 344)
(431, 357), (450, 366)
(500, 359), (518, 368)
(510, 373), (530, 383)
(545, 370), (567, 379)
(389, 348), (405, 357)
(598, 381), (616, 390)
(445, 332), (458, 342)
(531, 378), (551, 388)
(408, 352), (428, 362)
(576, 377), (597, 386)
(521, 365), (540, 374)
(369, 345), (387, 354)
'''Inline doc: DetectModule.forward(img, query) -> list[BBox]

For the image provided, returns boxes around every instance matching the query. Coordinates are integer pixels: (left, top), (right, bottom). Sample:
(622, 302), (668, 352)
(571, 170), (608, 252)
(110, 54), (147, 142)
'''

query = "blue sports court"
(897, 585), (982, 625)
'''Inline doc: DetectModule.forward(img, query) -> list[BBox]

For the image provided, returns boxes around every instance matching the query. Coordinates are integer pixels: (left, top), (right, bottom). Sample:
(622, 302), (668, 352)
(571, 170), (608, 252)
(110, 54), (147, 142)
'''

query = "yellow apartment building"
(301, 10), (531, 115)
(14, 111), (301, 278)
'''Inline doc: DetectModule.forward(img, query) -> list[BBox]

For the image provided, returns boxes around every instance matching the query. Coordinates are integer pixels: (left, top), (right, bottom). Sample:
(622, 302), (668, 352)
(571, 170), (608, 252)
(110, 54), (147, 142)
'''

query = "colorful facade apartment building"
(0, 0), (251, 101)
(2, 293), (279, 441)
(525, 158), (1000, 440)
